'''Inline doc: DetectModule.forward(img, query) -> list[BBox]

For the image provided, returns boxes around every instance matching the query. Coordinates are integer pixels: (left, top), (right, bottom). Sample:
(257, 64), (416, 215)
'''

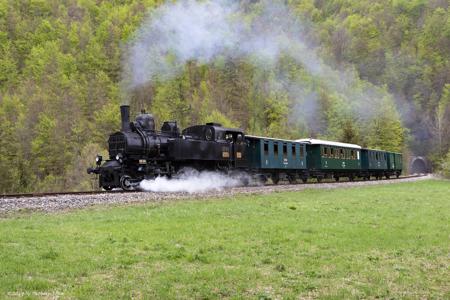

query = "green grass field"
(0, 180), (449, 299)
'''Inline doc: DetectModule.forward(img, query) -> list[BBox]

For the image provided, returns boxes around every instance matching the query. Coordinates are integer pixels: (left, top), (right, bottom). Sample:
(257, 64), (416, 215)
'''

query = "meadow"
(0, 180), (449, 299)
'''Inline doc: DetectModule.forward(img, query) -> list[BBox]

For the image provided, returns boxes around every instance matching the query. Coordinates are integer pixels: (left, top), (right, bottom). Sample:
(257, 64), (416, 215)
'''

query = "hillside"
(0, 0), (449, 192)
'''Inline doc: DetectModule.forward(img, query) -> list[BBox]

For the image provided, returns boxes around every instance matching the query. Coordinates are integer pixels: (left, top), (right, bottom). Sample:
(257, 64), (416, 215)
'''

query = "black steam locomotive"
(87, 105), (247, 190)
(88, 105), (402, 190)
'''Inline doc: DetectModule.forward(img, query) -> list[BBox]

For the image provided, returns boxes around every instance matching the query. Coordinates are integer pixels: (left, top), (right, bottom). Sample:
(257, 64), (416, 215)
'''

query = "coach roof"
(295, 138), (362, 149)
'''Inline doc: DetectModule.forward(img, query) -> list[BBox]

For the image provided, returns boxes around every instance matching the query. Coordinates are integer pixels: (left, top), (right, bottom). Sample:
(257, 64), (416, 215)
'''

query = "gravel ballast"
(0, 175), (432, 216)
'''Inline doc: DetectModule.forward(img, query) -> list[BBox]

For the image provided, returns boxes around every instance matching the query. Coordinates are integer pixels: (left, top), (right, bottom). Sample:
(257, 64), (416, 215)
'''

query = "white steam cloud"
(124, 0), (324, 85)
(123, 0), (397, 130)
(139, 169), (253, 193)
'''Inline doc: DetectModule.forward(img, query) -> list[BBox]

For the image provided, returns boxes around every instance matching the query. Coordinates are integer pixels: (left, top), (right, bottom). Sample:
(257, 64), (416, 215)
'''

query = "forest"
(0, 0), (449, 192)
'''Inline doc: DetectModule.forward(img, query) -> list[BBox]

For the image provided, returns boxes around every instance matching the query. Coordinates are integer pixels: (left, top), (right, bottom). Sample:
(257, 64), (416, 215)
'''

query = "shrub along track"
(0, 174), (430, 215)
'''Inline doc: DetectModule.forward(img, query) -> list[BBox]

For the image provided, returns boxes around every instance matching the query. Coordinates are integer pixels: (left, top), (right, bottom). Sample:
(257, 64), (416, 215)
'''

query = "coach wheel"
(288, 175), (296, 184)
(349, 175), (354, 182)
(317, 177), (322, 183)
(396, 172), (400, 178)
(301, 177), (308, 183)
(258, 174), (268, 184)
(385, 174), (390, 179)
(334, 176), (339, 182)
(120, 175), (134, 191)
(272, 174), (280, 185)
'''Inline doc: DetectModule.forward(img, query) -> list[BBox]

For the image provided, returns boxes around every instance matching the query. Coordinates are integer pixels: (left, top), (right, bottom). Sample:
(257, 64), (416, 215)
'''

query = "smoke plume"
(123, 0), (398, 131)
(139, 168), (253, 193)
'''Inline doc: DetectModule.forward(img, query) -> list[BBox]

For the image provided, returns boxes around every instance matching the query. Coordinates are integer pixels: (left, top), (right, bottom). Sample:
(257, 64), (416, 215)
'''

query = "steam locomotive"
(87, 105), (247, 190)
(88, 105), (402, 190)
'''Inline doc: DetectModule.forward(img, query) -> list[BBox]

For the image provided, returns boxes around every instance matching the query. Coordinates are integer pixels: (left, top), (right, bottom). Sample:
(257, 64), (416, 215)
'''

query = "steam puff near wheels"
(139, 169), (253, 193)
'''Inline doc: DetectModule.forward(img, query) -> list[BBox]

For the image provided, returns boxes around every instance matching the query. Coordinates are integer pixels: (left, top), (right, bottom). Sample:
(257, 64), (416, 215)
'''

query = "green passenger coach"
(296, 139), (362, 182)
(245, 135), (308, 183)
(387, 152), (402, 178)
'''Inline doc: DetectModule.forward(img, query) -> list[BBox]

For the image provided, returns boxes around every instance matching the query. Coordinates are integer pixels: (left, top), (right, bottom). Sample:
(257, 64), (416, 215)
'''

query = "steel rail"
(0, 174), (426, 199)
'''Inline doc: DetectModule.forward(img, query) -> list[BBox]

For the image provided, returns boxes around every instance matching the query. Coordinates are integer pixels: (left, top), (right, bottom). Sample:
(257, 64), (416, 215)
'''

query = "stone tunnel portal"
(410, 157), (430, 174)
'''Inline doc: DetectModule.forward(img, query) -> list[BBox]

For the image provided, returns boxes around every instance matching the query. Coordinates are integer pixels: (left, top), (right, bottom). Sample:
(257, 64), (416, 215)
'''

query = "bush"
(440, 150), (450, 179)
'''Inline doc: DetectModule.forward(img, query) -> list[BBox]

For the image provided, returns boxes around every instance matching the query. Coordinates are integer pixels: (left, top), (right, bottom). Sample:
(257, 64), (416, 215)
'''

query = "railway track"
(0, 190), (138, 199)
(0, 174), (425, 199)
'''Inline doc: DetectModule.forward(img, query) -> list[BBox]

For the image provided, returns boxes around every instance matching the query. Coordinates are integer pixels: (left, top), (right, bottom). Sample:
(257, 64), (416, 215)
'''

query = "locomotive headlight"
(115, 153), (123, 163)
(95, 155), (102, 166)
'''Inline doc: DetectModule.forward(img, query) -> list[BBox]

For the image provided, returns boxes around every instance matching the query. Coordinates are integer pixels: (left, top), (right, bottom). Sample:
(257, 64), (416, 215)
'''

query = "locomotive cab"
(177, 123), (247, 168)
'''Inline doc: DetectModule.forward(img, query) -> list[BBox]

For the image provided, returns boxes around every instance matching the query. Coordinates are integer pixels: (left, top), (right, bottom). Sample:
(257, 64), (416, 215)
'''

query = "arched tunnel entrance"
(410, 156), (430, 174)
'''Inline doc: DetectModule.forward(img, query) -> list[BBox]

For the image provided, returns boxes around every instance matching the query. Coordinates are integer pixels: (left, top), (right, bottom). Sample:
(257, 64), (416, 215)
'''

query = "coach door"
(231, 133), (246, 168)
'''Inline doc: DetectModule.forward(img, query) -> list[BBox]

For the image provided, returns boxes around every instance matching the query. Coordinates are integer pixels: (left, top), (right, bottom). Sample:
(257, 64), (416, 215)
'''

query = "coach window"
(283, 144), (287, 157)
(300, 146), (304, 158)
(274, 143), (279, 157)
(324, 147), (328, 157)
(292, 145), (296, 157)
(264, 142), (269, 156)
(340, 148), (344, 159)
(330, 148), (334, 158)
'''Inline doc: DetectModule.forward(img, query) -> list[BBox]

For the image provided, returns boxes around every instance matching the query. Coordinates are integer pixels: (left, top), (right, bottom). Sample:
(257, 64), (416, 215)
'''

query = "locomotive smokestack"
(120, 105), (131, 132)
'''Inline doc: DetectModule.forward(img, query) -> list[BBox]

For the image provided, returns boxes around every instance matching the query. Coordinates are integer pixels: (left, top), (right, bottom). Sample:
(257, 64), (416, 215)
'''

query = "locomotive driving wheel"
(120, 175), (134, 191)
